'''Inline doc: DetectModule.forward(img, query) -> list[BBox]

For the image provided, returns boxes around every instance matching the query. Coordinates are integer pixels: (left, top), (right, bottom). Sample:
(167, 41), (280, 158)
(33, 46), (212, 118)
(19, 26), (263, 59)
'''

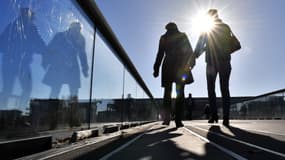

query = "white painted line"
(99, 126), (154, 160)
(183, 127), (247, 160)
(194, 126), (285, 158)
(38, 139), (101, 160)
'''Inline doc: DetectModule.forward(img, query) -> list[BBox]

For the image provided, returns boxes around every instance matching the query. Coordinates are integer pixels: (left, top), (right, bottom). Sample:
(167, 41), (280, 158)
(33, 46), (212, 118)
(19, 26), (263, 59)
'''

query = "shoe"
(175, 121), (184, 128)
(223, 119), (230, 127)
(208, 116), (218, 124)
(162, 121), (170, 125)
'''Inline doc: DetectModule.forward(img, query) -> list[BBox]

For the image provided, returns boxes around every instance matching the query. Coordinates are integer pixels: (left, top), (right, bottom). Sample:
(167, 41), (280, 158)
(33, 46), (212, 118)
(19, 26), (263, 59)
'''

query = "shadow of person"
(78, 127), (196, 160)
(42, 22), (89, 98)
(207, 125), (285, 160)
(0, 8), (46, 110)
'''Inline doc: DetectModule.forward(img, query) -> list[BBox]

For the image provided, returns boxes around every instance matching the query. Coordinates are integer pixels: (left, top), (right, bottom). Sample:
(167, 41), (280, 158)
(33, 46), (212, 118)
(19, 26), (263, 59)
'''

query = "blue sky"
(96, 0), (285, 98)
(0, 0), (285, 103)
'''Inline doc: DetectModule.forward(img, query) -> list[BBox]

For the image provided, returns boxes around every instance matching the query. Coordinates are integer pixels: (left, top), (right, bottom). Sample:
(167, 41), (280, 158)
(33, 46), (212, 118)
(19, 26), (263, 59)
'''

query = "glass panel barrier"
(0, 0), (94, 140)
(0, 0), (156, 145)
(231, 91), (285, 119)
(91, 32), (124, 125)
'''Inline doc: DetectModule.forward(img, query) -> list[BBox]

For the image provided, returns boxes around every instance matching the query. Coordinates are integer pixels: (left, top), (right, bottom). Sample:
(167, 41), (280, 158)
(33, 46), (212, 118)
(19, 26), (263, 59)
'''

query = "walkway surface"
(98, 120), (285, 160)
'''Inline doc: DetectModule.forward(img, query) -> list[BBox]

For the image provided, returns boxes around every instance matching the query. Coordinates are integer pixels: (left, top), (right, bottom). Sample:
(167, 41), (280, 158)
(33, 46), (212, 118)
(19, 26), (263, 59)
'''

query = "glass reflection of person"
(0, 8), (46, 109)
(153, 22), (195, 128)
(42, 22), (89, 98)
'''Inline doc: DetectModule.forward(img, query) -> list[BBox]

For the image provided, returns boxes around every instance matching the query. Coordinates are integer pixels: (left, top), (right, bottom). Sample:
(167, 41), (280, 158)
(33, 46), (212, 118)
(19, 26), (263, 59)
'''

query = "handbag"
(181, 68), (194, 84)
(229, 33), (241, 54)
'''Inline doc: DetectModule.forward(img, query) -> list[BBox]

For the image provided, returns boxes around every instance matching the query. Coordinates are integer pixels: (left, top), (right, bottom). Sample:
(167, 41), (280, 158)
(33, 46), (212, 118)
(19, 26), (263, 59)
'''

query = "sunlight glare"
(192, 12), (215, 33)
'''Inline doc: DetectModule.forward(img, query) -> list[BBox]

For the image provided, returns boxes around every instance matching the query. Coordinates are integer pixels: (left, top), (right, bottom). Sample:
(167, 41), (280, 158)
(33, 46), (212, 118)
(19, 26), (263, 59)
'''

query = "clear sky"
(96, 0), (285, 98)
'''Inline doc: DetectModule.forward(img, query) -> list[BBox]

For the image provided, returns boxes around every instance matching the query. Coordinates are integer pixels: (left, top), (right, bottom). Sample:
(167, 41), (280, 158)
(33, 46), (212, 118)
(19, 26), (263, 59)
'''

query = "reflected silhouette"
(0, 8), (46, 109)
(42, 22), (89, 98)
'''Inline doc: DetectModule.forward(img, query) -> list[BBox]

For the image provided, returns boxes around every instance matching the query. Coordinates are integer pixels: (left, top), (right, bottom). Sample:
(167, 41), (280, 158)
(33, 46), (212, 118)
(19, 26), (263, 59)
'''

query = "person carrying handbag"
(194, 9), (241, 127)
(153, 22), (195, 128)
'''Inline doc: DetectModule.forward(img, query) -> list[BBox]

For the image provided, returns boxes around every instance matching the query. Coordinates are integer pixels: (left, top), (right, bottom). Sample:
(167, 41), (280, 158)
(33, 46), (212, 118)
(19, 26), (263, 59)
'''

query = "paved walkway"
(98, 120), (285, 160)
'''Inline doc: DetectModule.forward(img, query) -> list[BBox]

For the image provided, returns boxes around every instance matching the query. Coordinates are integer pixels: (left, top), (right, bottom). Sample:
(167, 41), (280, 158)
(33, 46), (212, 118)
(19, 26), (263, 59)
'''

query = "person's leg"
(206, 64), (218, 123)
(19, 65), (32, 110)
(70, 87), (79, 98)
(50, 84), (61, 99)
(175, 83), (185, 127)
(219, 65), (231, 126)
(163, 83), (172, 125)
(1, 59), (17, 107)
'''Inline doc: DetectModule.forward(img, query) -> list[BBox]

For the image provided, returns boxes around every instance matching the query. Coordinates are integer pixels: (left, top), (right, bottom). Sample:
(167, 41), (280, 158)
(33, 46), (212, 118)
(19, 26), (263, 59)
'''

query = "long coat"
(195, 19), (232, 70)
(154, 30), (194, 87)
(42, 30), (88, 89)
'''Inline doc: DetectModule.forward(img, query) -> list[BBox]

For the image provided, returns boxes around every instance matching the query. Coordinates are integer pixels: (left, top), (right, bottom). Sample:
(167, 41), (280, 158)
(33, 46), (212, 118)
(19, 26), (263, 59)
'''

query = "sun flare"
(192, 12), (215, 33)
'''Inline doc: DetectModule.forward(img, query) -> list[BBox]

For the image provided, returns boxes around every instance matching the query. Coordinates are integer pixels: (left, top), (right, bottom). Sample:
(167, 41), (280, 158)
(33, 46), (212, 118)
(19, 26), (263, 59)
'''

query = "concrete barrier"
(103, 125), (119, 134)
(70, 129), (99, 143)
(0, 135), (52, 160)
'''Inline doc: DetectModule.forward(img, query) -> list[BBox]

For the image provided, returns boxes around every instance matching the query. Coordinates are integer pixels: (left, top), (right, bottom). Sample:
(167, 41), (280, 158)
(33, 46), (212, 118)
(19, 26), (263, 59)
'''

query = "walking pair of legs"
(163, 82), (185, 128)
(206, 64), (231, 126)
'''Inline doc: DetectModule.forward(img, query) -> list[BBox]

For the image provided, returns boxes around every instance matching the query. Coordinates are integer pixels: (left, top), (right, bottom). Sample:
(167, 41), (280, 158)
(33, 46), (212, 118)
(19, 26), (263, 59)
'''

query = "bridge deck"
(97, 120), (285, 160)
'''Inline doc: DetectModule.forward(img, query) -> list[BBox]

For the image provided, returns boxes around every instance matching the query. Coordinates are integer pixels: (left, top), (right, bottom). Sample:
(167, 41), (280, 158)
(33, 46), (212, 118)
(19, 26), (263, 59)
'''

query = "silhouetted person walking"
(194, 9), (240, 126)
(0, 8), (46, 110)
(42, 22), (89, 98)
(186, 93), (194, 120)
(154, 22), (195, 128)
(204, 104), (210, 119)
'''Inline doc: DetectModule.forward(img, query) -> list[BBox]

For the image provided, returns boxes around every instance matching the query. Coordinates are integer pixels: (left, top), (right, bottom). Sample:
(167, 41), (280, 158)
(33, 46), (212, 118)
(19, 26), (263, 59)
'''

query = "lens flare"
(181, 74), (187, 81)
(192, 12), (215, 33)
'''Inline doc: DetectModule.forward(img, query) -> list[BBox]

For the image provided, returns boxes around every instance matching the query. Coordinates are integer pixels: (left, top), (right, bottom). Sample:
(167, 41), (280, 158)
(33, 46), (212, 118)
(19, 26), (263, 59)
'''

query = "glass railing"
(0, 0), (157, 143)
(230, 89), (285, 119)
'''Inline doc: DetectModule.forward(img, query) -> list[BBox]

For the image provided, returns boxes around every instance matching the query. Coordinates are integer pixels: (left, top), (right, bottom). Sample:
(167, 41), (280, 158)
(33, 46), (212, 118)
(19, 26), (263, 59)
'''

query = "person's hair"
(70, 22), (81, 30)
(20, 8), (35, 18)
(207, 9), (218, 19)
(165, 22), (178, 31)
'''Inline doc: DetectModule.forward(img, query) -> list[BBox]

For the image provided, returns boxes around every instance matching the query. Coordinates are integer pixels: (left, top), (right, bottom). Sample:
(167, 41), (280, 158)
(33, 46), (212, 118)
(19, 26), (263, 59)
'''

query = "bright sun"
(192, 12), (215, 33)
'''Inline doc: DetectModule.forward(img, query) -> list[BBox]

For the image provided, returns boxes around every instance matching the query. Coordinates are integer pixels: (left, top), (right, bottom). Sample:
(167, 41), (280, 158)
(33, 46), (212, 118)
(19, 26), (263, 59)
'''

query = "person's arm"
(33, 28), (47, 56)
(78, 38), (89, 77)
(194, 33), (207, 58)
(153, 36), (165, 77)
(183, 33), (195, 69)
(182, 33), (195, 70)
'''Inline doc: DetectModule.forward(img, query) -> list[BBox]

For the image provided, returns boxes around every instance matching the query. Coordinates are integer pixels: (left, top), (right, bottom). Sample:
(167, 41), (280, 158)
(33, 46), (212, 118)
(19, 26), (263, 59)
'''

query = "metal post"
(121, 68), (125, 123)
(88, 27), (97, 129)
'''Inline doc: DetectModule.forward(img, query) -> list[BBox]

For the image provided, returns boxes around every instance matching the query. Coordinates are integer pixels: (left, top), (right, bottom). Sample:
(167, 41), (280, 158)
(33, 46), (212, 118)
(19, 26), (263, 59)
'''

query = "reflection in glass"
(0, 0), (156, 145)
(42, 22), (89, 98)
(0, 8), (46, 111)
(0, 0), (94, 140)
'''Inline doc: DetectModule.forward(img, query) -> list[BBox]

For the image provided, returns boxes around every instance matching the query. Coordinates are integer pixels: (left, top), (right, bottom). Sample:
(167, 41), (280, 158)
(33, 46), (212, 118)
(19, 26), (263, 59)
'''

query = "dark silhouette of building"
(30, 97), (94, 131)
